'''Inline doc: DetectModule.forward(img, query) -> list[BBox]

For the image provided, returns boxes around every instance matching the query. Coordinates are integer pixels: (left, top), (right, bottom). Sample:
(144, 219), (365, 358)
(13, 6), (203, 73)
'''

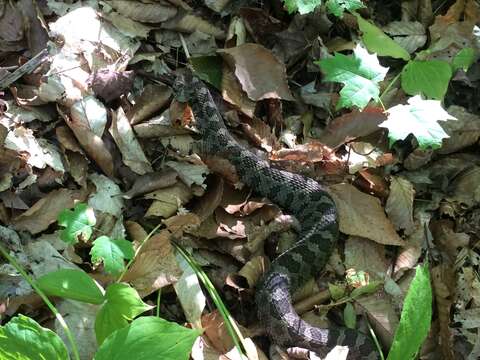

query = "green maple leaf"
(283, 0), (322, 14)
(90, 236), (135, 275)
(401, 60), (452, 100)
(317, 44), (388, 110)
(380, 95), (457, 149)
(326, 0), (365, 18)
(57, 203), (96, 244)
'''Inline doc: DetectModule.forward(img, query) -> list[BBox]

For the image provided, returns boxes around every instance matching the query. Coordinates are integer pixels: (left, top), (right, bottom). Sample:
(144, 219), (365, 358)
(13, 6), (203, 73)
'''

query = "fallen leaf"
(330, 183), (405, 246)
(385, 176), (415, 234)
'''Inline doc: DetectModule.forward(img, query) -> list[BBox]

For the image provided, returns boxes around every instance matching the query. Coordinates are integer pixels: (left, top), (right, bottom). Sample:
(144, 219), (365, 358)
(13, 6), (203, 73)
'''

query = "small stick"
(0, 49), (49, 90)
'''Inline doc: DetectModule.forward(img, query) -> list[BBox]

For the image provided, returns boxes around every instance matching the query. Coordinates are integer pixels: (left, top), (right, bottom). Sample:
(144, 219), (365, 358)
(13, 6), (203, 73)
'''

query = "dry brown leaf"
(123, 169), (178, 199)
(60, 108), (114, 177)
(106, 0), (177, 22)
(219, 43), (294, 101)
(161, 10), (225, 39)
(220, 65), (256, 118)
(385, 176), (415, 235)
(192, 176), (224, 222)
(271, 141), (330, 163)
(318, 107), (387, 148)
(344, 236), (389, 281)
(145, 182), (193, 218)
(356, 291), (398, 349)
(431, 264), (456, 360)
(133, 112), (191, 138)
(13, 188), (88, 234)
(237, 255), (268, 288)
(439, 105), (480, 154)
(123, 229), (182, 297)
(240, 116), (276, 153)
(330, 183), (405, 246)
(128, 83), (172, 125)
(449, 165), (480, 207)
(110, 107), (152, 175)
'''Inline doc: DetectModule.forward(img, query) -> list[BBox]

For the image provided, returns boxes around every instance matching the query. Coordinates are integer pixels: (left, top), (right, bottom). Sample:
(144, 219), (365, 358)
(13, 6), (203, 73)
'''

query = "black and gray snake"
(172, 71), (378, 359)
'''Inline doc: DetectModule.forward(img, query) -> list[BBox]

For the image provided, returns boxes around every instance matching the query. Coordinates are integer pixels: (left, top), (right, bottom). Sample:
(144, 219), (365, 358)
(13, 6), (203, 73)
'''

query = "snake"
(172, 70), (378, 359)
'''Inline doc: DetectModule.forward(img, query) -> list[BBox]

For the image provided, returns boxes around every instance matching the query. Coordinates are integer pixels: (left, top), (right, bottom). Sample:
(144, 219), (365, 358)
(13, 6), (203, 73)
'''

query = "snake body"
(173, 72), (378, 359)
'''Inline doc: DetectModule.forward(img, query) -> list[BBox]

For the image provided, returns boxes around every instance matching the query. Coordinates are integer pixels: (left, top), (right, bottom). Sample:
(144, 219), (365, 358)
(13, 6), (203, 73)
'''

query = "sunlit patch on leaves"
(57, 202), (96, 244)
(283, 0), (321, 14)
(317, 44), (388, 110)
(326, 0), (365, 18)
(380, 95), (457, 149)
(90, 236), (135, 275)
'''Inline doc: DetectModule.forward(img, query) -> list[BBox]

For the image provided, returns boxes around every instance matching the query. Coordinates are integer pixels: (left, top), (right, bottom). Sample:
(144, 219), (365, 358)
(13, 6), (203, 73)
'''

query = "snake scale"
(173, 71), (378, 359)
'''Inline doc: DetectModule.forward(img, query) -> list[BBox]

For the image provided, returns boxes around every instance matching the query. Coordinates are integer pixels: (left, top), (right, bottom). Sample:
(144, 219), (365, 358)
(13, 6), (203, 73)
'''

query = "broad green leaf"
(329, 283), (346, 301)
(95, 283), (153, 344)
(283, 0), (321, 14)
(401, 60), (452, 100)
(326, 0), (365, 18)
(57, 203), (96, 244)
(36, 269), (105, 304)
(90, 236), (134, 275)
(355, 14), (410, 61)
(343, 302), (356, 329)
(380, 95), (457, 149)
(452, 48), (475, 72)
(317, 44), (388, 110)
(387, 264), (432, 360)
(0, 315), (69, 360)
(94, 316), (201, 360)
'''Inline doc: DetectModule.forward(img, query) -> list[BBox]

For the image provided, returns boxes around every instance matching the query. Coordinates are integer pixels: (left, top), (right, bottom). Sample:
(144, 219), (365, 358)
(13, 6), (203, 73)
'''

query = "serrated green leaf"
(36, 269), (105, 304)
(94, 316), (201, 360)
(326, 0), (365, 18)
(90, 236), (134, 275)
(95, 283), (153, 345)
(356, 14), (411, 61)
(57, 203), (96, 244)
(452, 48), (475, 72)
(317, 44), (388, 110)
(343, 302), (357, 329)
(380, 95), (457, 149)
(387, 264), (432, 360)
(401, 60), (452, 100)
(283, 0), (322, 14)
(0, 315), (70, 360)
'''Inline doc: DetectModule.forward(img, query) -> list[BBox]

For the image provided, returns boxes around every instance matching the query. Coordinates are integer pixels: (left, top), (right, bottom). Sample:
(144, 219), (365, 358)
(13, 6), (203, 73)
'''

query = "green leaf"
(452, 48), (475, 72)
(326, 0), (365, 18)
(0, 315), (69, 360)
(190, 56), (223, 89)
(317, 44), (388, 110)
(355, 14), (410, 61)
(95, 283), (153, 345)
(329, 283), (346, 301)
(387, 264), (432, 360)
(36, 269), (105, 304)
(380, 95), (457, 149)
(283, 0), (322, 14)
(90, 236), (134, 275)
(401, 60), (452, 100)
(57, 203), (96, 244)
(350, 281), (383, 298)
(343, 302), (356, 329)
(94, 316), (201, 360)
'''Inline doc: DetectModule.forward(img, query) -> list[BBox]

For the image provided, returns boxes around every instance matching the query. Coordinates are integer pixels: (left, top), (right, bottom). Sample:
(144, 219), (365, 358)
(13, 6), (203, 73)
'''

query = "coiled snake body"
(173, 72), (377, 359)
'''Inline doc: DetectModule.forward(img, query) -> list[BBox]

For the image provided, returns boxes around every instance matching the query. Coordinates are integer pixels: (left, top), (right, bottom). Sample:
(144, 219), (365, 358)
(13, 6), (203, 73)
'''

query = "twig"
(0, 49), (49, 90)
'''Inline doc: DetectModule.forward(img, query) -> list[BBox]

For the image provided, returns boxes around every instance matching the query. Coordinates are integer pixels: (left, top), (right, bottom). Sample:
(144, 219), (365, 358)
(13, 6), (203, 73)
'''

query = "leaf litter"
(0, 0), (479, 359)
